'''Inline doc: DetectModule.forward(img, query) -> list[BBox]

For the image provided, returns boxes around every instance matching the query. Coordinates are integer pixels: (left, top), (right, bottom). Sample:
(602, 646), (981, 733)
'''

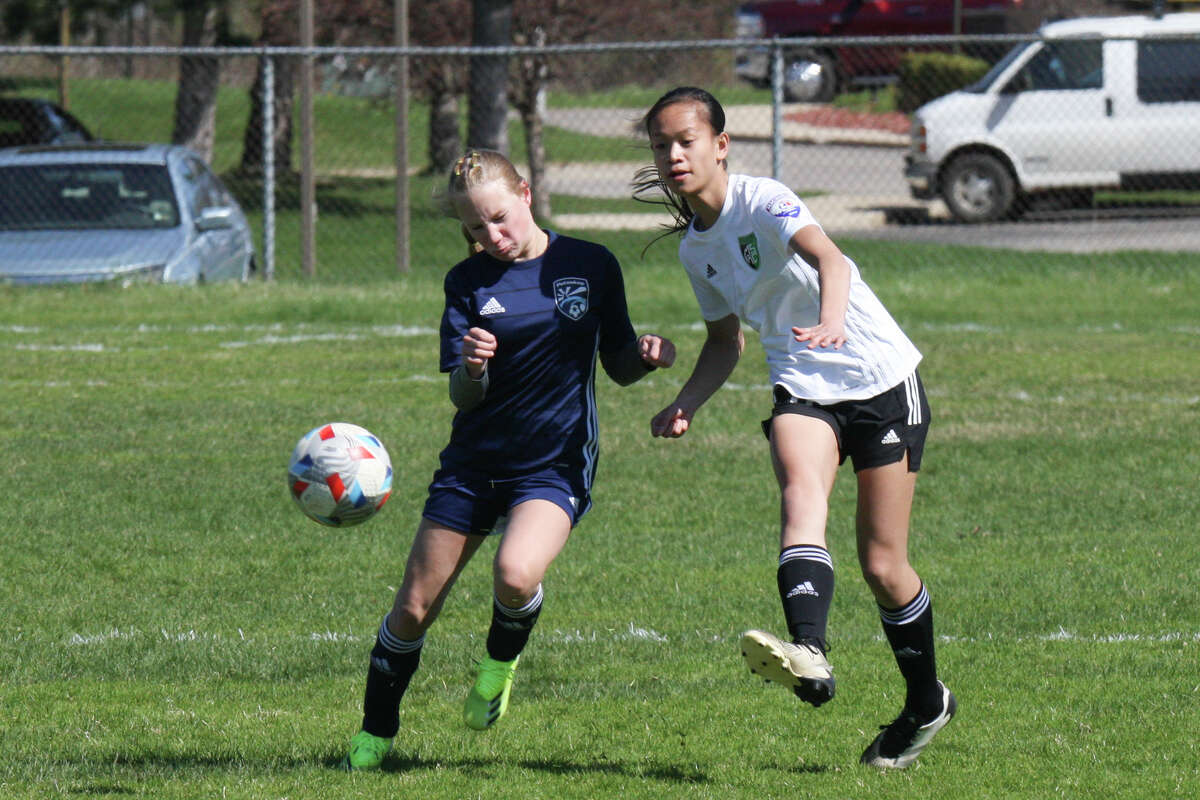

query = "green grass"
(3, 75), (648, 174)
(2, 232), (1199, 798)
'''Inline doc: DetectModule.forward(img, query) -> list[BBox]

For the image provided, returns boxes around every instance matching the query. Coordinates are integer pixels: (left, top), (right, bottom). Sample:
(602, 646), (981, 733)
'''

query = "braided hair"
(443, 149), (528, 256)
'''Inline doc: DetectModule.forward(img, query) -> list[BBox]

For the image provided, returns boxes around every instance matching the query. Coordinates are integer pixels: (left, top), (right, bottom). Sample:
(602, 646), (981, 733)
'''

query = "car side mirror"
(196, 206), (234, 231)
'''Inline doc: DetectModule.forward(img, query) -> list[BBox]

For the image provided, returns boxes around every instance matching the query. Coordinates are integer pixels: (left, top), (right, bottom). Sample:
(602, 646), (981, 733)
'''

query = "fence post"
(771, 39), (783, 182)
(262, 52), (276, 281)
(395, 0), (410, 274)
(299, 0), (316, 277)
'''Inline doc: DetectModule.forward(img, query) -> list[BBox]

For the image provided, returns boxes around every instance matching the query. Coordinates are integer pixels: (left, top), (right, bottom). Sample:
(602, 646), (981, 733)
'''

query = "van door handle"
(1106, 97), (1114, 117)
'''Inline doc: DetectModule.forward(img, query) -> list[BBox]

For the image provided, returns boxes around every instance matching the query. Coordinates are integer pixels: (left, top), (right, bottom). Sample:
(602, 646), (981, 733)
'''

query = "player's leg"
(348, 519), (485, 768)
(465, 498), (572, 729)
(856, 455), (954, 768)
(741, 410), (839, 707)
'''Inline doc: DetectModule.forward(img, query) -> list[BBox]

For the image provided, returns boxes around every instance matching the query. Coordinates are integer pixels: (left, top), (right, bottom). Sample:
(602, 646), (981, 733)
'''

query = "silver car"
(0, 143), (255, 284)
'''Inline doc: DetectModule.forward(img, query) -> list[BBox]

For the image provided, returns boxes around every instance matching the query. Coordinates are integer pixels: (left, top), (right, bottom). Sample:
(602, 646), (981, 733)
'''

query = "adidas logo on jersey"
(705, 264), (717, 278)
(480, 296), (506, 316)
(786, 581), (819, 598)
(881, 429), (901, 445)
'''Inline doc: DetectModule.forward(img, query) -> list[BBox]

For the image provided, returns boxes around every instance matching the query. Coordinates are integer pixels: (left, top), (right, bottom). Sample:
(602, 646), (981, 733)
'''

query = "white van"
(905, 13), (1200, 222)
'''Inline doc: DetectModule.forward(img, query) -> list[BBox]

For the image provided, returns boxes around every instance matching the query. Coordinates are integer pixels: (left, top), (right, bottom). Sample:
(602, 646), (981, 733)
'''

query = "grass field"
(2, 228), (1198, 798)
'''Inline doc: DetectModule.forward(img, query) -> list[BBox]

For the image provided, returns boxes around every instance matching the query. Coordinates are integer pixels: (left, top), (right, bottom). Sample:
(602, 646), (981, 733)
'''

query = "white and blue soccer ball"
(287, 422), (393, 527)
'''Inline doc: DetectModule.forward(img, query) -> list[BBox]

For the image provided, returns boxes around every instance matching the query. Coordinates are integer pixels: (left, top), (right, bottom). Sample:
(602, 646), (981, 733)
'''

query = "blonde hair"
(439, 149), (528, 256)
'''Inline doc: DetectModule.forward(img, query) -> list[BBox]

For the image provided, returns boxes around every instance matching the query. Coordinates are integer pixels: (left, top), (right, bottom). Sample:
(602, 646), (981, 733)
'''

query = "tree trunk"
(428, 81), (462, 176)
(172, 2), (220, 162)
(468, 0), (511, 153)
(522, 85), (549, 220)
(514, 27), (550, 219)
(240, 54), (296, 176)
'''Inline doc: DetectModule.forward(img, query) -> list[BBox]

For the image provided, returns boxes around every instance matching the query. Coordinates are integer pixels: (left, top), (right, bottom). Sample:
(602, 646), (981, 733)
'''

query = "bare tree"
(468, 0), (512, 153)
(410, 1), (472, 175)
(511, 24), (549, 217)
(172, 0), (221, 161)
(239, 1), (298, 176)
(507, 0), (733, 218)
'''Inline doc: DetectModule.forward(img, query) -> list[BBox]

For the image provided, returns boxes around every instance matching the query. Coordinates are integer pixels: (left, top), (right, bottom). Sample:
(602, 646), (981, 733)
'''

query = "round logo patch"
(767, 193), (802, 219)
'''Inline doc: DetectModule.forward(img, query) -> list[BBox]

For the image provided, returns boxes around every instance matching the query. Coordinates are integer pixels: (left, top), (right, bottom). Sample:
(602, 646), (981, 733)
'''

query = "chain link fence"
(2, 31), (1199, 282)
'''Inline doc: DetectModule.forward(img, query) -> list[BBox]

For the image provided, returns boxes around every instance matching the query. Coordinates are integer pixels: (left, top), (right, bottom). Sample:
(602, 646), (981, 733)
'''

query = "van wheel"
(942, 153), (1016, 223)
(784, 50), (837, 103)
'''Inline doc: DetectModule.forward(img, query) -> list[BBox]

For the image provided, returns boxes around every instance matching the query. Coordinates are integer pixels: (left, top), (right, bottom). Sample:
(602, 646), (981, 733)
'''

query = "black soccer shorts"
(762, 371), (931, 472)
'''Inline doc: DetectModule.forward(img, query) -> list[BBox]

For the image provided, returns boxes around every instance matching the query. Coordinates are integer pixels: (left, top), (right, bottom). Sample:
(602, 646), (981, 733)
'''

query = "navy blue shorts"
(421, 464), (591, 536)
(762, 371), (931, 473)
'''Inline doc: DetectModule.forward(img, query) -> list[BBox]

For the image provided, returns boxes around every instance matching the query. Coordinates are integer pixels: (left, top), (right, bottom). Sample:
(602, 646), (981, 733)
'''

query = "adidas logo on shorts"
(880, 429), (902, 445)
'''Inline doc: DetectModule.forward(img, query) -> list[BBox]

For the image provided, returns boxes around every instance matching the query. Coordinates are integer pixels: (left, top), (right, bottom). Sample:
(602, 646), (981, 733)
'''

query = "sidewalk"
(723, 104), (910, 148)
(549, 195), (949, 232)
(542, 104), (910, 148)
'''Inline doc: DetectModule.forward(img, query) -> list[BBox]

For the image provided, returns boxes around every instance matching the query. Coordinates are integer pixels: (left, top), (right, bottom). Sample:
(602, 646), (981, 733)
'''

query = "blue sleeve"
(439, 268), (472, 373)
(597, 248), (637, 354)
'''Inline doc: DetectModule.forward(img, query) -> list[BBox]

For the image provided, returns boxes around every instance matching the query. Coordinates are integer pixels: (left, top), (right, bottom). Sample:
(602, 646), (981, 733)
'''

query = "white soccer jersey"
(678, 173), (921, 403)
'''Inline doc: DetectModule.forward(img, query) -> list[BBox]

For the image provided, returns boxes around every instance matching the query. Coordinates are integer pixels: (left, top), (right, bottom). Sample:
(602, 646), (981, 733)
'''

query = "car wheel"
(942, 153), (1016, 223)
(783, 51), (837, 103)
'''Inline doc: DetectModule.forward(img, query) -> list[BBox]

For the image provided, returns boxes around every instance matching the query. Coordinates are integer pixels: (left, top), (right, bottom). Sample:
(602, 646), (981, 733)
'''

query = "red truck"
(735, 0), (1024, 101)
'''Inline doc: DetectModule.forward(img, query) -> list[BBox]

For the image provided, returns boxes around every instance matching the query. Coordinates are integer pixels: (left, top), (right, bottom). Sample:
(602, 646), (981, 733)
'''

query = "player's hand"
(462, 327), (497, 378)
(792, 321), (846, 350)
(639, 334), (676, 369)
(651, 403), (693, 438)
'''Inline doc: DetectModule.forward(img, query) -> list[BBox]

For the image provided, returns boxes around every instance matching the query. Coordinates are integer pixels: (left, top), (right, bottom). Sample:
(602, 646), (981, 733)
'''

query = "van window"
(1138, 40), (1200, 103)
(1005, 40), (1103, 92)
(966, 41), (1030, 92)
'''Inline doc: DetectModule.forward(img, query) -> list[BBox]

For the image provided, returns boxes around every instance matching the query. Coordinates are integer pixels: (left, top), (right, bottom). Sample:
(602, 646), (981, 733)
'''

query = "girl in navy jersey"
(344, 149), (675, 770)
(635, 87), (953, 770)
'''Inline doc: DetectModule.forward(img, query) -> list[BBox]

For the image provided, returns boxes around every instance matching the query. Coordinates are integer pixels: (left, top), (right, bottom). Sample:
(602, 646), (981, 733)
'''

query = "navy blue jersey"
(437, 231), (638, 480)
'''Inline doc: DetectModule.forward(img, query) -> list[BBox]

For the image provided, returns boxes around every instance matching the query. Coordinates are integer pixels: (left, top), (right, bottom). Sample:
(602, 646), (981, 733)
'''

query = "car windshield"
(963, 41), (1031, 93)
(0, 163), (179, 231)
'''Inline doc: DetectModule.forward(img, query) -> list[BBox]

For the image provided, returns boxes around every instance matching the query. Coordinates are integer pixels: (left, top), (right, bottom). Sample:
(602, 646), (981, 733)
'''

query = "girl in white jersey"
(636, 87), (954, 770)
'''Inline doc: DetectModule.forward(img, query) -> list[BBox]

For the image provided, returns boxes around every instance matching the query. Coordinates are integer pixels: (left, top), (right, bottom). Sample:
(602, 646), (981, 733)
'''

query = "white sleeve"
(753, 179), (821, 253)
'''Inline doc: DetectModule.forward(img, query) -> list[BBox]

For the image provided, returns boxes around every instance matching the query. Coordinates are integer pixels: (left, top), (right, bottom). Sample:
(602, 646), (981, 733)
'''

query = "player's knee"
(780, 477), (828, 511)
(859, 553), (909, 597)
(391, 594), (436, 634)
(493, 564), (540, 605)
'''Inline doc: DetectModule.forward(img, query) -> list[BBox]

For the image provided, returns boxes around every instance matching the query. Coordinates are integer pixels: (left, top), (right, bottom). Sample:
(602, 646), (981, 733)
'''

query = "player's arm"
(651, 314), (743, 438)
(600, 333), (676, 386)
(789, 225), (849, 350)
(448, 326), (496, 411)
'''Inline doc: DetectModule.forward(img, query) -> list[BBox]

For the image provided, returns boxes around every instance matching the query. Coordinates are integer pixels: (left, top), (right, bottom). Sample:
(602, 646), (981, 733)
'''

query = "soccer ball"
(287, 422), (393, 527)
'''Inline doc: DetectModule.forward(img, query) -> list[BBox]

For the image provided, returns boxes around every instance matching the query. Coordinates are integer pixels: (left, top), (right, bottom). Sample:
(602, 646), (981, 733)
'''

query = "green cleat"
(343, 729), (392, 771)
(463, 655), (519, 730)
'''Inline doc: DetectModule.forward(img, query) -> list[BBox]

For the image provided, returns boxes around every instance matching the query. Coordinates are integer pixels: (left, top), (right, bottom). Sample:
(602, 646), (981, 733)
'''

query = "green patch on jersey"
(738, 233), (760, 270)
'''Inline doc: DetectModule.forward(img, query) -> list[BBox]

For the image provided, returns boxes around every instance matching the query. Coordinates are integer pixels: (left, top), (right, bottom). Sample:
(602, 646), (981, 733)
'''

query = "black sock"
(879, 583), (941, 718)
(485, 584), (543, 662)
(777, 545), (834, 649)
(360, 615), (422, 738)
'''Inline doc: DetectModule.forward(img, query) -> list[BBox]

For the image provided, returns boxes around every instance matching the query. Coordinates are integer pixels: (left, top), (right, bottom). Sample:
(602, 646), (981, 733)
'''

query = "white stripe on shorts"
(905, 372), (921, 426)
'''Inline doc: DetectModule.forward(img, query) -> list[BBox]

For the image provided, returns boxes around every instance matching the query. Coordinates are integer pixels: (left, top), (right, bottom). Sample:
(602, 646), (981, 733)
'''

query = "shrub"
(897, 51), (990, 112)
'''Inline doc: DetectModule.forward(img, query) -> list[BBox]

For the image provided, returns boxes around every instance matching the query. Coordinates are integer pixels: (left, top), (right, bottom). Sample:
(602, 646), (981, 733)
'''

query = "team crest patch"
(738, 233), (760, 270)
(553, 277), (590, 320)
(767, 193), (802, 218)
